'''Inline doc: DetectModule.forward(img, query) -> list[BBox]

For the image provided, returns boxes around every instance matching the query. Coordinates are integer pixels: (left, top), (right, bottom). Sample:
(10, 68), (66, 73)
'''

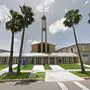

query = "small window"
(71, 48), (73, 52)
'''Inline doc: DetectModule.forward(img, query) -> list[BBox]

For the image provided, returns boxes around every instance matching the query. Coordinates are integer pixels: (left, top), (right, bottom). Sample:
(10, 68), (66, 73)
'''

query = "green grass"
(60, 64), (90, 69)
(0, 72), (30, 80)
(71, 71), (90, 77)
(14, 64), (33, 70)
(60, 64), (80, 69)
(0, 72), (45, 80)
(36, 72), (45, 79)
(0, 64), (8, 70)
(44, 64), (52, 70)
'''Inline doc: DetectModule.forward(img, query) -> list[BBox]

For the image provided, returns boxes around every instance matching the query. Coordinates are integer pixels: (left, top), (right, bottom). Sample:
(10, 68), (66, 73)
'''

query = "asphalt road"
(0, 80), (90, 90)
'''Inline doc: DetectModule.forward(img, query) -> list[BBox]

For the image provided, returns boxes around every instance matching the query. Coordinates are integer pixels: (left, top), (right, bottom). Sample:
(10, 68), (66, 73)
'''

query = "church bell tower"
(41, 13), (47, 53)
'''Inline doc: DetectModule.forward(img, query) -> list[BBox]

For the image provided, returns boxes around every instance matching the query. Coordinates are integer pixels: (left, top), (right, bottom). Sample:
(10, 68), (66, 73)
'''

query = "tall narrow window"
(38, 44), (41, 52)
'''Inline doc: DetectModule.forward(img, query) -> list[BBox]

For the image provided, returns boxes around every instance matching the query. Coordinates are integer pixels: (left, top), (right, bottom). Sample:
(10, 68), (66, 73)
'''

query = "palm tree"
(63, 9), (86, 73)
(6, 10), (23, 75)
(88, 13), (90, 24)
(17, 5), (34, 75)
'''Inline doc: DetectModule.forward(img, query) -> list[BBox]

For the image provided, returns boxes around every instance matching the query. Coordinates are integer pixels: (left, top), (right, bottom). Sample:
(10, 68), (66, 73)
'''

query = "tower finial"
(43, 6), (45, 16)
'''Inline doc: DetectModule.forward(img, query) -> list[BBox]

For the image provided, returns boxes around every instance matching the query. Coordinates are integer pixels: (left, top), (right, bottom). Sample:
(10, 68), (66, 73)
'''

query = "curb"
(0, 78), (45, 83)
(83, 77), (90, 80)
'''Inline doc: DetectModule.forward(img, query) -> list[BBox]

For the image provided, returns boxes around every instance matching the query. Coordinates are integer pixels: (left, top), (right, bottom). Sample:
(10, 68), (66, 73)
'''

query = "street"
(0, 80), (90, 90)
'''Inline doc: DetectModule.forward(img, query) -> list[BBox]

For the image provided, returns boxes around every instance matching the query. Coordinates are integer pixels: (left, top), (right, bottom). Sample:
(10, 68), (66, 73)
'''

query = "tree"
(88, 13), (90, 24)
(6, 10), (23, 75)
(17, 5), (34, 75)
(63, 9), (86, 73)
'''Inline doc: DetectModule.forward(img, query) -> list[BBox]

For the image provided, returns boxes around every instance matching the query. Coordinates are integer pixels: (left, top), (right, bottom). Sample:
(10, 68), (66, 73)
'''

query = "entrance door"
(36, 58), (42, 64)
(43, 57), (48, 64)
(57, 58), (62, 64)
(50, 58), (54, 64)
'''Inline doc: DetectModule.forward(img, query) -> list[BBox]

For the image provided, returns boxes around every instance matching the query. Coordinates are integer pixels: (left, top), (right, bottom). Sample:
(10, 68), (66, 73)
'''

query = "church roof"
(31, 41), (56, 46)
(31, 41), (40, 45)
(50, 53), (77, 57)
(0, 52), (77, 57)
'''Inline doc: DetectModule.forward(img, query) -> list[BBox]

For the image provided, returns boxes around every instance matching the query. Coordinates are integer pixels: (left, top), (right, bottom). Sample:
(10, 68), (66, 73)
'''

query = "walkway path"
(83, 64), (90, 68)
(66, 69), (90, 72)
(78, 63), (90, 68)
(32, 65), (45, 72)
(45, 65), (84, 82)
(0, 64), (17, 75)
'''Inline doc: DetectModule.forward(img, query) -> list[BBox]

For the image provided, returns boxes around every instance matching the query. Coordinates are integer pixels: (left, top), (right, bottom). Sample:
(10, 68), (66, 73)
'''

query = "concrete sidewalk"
(0, 64), (17, 75)
(66, 69), (90, 72)
(32, 65), (45, 72)
(45, 65), (84, 82)
(78, 63), (90, 68)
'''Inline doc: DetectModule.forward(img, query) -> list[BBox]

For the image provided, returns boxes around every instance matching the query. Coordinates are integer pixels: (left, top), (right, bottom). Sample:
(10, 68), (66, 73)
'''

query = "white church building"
(0, 14), (79, 65)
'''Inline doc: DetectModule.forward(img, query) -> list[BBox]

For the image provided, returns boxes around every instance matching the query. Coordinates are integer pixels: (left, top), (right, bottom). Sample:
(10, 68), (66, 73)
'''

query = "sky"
(0, 0), (90, 52)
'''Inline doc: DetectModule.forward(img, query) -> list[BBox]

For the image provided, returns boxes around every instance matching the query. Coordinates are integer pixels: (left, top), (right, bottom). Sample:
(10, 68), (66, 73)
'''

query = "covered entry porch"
(0, 53), (78, 64)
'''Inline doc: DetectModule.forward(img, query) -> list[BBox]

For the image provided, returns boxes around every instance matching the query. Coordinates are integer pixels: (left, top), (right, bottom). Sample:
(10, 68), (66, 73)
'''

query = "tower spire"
(41, 6), (47, 53)
(43, 6), (45, 16)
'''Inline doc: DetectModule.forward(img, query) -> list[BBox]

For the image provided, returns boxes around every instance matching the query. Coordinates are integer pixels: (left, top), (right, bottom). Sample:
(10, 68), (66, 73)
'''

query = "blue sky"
(0, 0), (90, 52)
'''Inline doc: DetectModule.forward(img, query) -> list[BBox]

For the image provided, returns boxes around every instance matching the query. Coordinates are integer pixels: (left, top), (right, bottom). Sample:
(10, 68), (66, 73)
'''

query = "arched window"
(71, 48), (73, 52)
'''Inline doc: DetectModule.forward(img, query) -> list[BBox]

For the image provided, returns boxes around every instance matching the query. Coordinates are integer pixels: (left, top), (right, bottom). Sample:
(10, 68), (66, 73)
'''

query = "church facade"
(0, 13), (79, 65)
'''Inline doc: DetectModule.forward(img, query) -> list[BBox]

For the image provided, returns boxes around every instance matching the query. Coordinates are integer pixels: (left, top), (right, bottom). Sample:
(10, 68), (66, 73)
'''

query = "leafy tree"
(6, 10), (23, 75)
(88, 13), (90, 24)
(17, 5), (34, 75)
(63, 9), (86, 73)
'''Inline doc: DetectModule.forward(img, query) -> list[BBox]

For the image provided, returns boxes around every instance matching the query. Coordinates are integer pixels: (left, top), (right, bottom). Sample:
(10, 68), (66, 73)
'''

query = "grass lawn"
(0, 72), (30, 80)
(36, 72), (45, 79)
(0, 64), (8, 70)
(60, 64), (90, 69)
(71, 71), (90, 77)
(44, 64), (52, 70)
(0, 72), (45, 80)
(60, 64), (80, 69)
(14, 64), (33, 70)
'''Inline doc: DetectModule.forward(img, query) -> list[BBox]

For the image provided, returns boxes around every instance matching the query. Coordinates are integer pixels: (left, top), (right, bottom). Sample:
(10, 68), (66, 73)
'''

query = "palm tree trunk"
(72, 24), (86, 73)
(9, 31), (14, 75)
(17, 27), (25, 75)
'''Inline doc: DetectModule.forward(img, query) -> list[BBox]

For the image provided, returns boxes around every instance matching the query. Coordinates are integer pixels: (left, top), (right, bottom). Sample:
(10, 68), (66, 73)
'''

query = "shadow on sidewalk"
(14, 80), (38, 86)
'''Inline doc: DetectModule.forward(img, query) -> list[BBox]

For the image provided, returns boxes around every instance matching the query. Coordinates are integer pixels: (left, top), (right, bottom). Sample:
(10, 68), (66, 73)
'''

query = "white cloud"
(14, 38), (19, 42)
(0, 5), (12, 22)
(27, 40), (32, 43)
(49, 18), (68, 34)
(84, 0), (89, 5)
(27, 40), (40, 45)
(72, 0), (77, 4)
(36, 0), (55, 12)
(43, 0), (55, 6)
(64, 9), (68, 13)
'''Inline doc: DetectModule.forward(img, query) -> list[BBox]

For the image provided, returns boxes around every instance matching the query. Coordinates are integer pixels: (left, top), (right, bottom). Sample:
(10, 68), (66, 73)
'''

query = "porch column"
(0, 57), (1, 64)
(34, 57), (36, 65)
(72, 57), (74, 63)
(42, 57), (43, 64)
(54, 57), (57, 64)
(48, 57), (50, 64)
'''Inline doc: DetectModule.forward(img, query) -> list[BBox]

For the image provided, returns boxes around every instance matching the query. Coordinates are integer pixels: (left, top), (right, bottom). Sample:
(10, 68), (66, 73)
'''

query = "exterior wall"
(31, 44), (38, 52)
(57, 44), (90, 64)
(49, 44), (55, 53)
(31, 43), (55, 53)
